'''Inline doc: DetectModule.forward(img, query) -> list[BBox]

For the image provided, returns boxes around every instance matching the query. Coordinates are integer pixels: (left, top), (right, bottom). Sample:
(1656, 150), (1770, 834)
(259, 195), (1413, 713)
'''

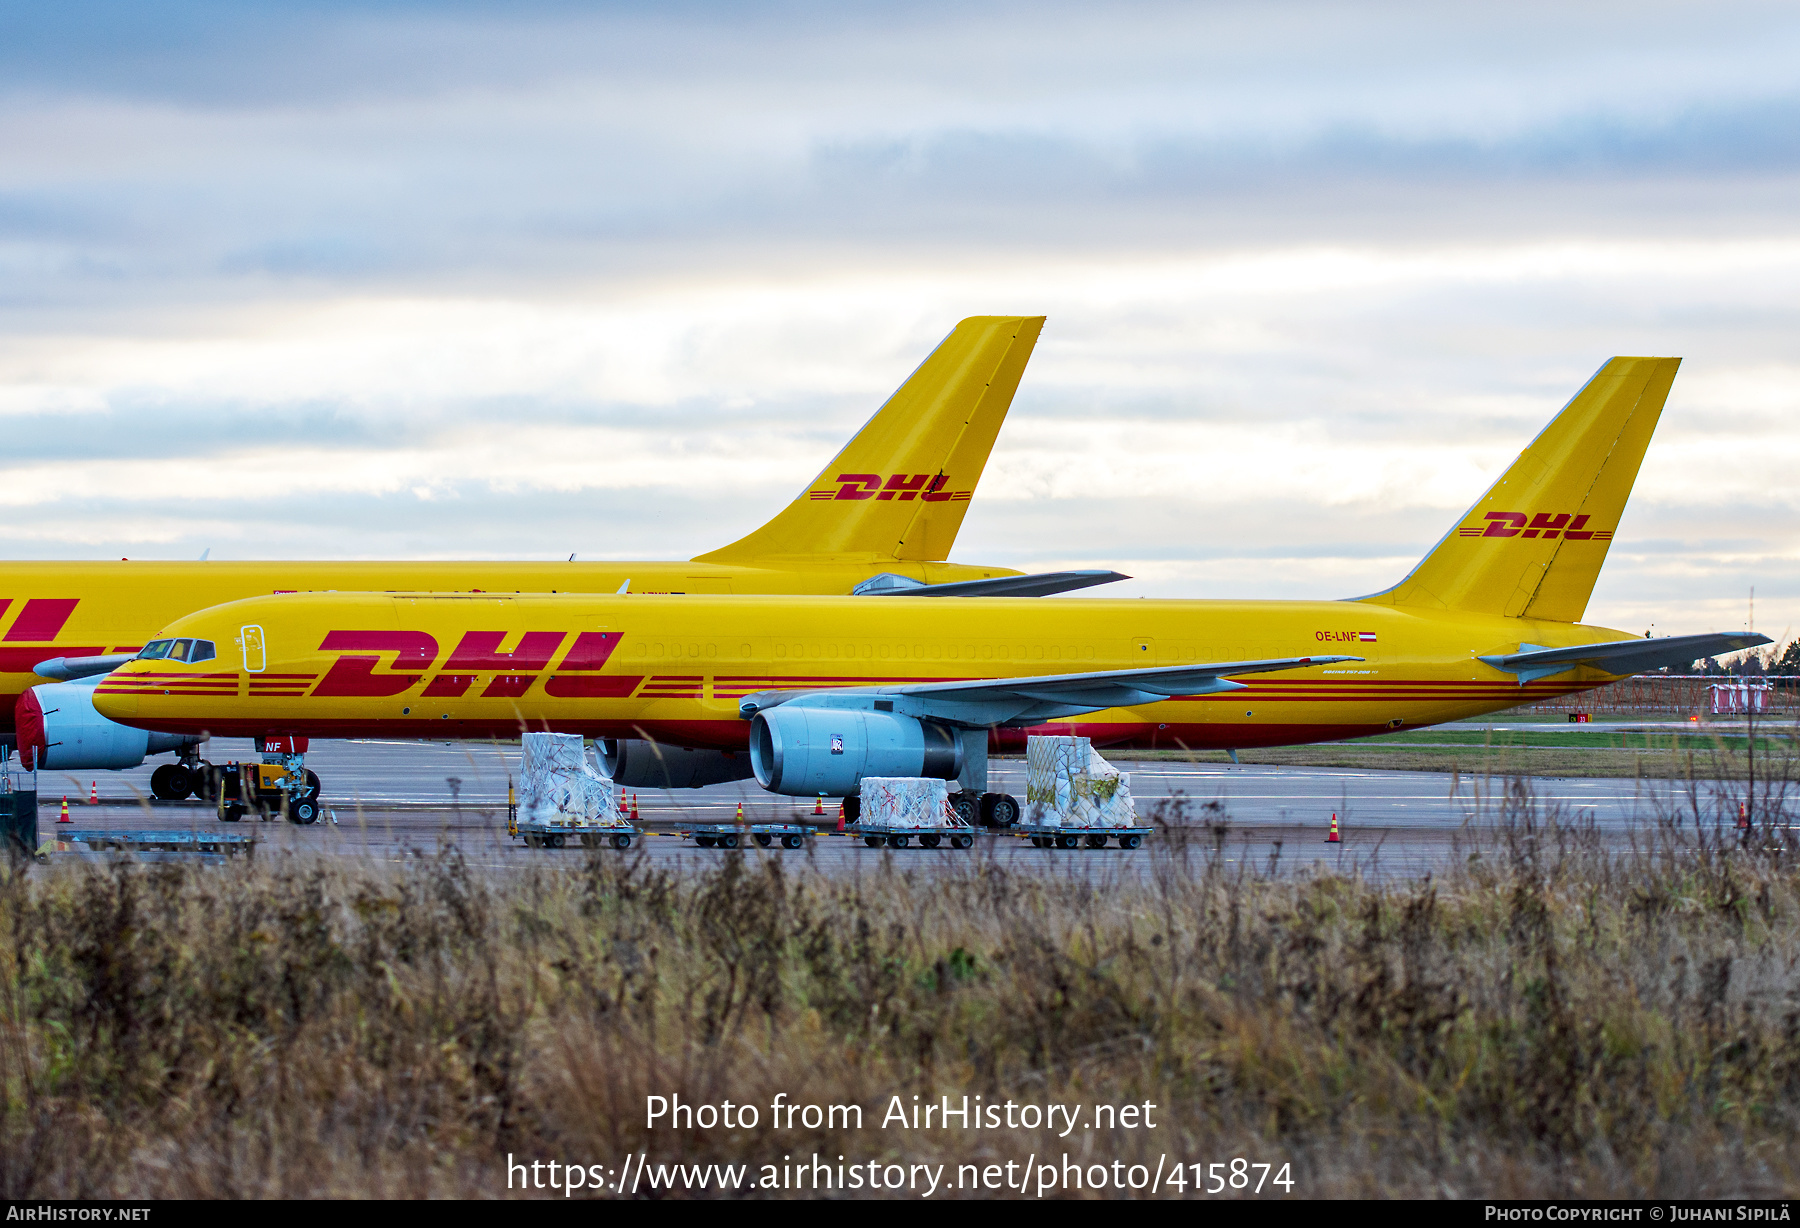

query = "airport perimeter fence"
(1515, 675), (1800, 717)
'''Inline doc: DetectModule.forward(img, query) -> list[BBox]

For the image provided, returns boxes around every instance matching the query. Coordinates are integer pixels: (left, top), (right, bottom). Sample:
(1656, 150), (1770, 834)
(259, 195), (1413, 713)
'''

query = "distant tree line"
(1674, 640), (1800, 686)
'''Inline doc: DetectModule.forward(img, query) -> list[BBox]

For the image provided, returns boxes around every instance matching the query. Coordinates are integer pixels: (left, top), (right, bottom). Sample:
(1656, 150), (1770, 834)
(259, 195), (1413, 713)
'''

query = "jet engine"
(16, 679), (199, 771)
(749, 706), (963, 797)
(597, 738), (757, 789)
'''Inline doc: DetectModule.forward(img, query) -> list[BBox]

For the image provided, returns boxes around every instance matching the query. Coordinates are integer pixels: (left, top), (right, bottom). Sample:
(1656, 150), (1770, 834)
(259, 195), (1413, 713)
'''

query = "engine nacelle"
(597, 738), (757, 789)
(749, 706), (962, 797)
(16, 680), (198, 771)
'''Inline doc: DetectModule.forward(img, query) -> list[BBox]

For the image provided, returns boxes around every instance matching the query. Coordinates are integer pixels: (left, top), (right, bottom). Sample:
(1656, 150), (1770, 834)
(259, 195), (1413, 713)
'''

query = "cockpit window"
(135, 638), (216, 664)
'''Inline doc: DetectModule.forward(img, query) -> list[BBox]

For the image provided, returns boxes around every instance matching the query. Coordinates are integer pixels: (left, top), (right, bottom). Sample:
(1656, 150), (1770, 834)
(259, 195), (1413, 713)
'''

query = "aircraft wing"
(738, 654), (1361, 727)
(1478, 632), (1771, 685)
(851, 569), (1129, 598)
(33, 653), (139, 681)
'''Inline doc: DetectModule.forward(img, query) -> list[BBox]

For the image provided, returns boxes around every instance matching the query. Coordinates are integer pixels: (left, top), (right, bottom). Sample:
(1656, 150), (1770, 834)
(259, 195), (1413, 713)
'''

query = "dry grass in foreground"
(3, 781), (1800, 1199)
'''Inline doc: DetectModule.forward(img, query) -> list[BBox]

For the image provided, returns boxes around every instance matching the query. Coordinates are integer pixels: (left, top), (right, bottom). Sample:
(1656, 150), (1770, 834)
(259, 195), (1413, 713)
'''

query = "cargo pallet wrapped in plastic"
(516, 732), (637, 849)
(853, 776), (975, 850)
(1020, 735), (1150, 849)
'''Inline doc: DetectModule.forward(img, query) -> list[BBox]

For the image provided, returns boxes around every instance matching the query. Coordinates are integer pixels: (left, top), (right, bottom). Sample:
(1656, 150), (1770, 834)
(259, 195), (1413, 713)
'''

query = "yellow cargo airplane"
(11, 315), (1114, 798)
(96, 355), (1766, 824)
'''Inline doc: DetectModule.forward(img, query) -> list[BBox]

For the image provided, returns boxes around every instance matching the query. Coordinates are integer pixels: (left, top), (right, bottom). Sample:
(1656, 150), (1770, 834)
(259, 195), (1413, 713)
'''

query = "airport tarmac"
(22, 737), (1767, 881)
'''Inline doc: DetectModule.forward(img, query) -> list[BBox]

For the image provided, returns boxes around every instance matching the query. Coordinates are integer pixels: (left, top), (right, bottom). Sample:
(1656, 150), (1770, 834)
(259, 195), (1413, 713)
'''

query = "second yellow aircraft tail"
(1362, 356), (1680, 623)
(694, 315), (1044, 564)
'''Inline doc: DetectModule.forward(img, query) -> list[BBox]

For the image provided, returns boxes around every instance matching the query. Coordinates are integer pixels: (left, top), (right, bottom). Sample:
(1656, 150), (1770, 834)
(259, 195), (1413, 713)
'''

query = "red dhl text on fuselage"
(94, 592), (1634, 752)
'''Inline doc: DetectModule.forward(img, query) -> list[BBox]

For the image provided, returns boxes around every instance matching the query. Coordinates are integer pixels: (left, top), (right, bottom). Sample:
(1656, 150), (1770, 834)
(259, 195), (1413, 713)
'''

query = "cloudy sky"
(2, 1), (1796, 645)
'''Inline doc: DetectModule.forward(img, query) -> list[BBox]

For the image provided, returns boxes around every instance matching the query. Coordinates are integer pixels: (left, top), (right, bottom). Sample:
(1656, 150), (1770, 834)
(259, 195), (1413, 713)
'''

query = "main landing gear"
(150, 744), (214, 801)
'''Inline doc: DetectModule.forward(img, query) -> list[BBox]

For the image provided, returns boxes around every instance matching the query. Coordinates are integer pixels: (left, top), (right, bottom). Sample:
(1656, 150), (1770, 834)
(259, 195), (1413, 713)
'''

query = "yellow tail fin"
(1362, 356), (1680, 622)
(693, 315), (1044, 564)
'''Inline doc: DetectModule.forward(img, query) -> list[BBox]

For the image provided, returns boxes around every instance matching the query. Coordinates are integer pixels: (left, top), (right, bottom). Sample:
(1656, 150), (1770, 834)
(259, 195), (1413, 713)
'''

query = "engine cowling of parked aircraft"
(748, 706), (963, 797)
(597, 738), (757, 789)
(15, 680), (198, 771)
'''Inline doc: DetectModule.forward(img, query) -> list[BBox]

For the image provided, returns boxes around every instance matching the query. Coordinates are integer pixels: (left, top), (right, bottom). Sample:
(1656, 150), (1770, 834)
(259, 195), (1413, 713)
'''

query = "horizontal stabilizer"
(851, 569), (1130, 598)
(740, 654), (1359, 728)
(1478, 632), (1771, 685)
(33, 654), (138, 681)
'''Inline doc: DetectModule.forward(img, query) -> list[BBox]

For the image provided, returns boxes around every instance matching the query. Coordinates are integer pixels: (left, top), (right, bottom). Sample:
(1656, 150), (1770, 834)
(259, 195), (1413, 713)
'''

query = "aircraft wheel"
(151, 764), (192, 801)
(611, 833), (632, 849)
(951, 833), (973, 849)
(950, 793), (980, 825)
(980, 792), (1020, 826)
(1118, 834), (1143, 850)
(920, 833), (942, 849)
(782, 834), (803, 849)
(755, 833), (773, 848)
(1085, 833), (1108, 849)
(721, 833), (740, 849)
(291, 797), (320, 825)
(887, 834), (909, 849)
(864, 835), (883, 848)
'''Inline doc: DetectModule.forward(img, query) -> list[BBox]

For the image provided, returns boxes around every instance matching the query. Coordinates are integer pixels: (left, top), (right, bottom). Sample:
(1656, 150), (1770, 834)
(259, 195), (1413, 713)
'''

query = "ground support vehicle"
(1014, 824), (1150, 850)
(57, 829), (257, 859)
(684, 821), (815, 849)
(516, 816), (639, 849)
(849, 817), (977, 850)
(211, 761), (322, 824)
(846, 791), (1017, 827)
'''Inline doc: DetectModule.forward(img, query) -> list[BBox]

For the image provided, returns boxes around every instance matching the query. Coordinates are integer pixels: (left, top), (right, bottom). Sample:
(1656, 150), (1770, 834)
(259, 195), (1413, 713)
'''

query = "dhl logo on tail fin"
(1457, 513), (1612, 540)
(694, 315), (1043, 564)
(808, 473), (971, 502)
(1362, 356), (1679, 623)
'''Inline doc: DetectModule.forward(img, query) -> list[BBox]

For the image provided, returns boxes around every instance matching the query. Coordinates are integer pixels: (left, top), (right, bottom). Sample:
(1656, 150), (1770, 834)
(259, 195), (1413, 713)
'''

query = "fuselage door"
(240, 625), (266, 673)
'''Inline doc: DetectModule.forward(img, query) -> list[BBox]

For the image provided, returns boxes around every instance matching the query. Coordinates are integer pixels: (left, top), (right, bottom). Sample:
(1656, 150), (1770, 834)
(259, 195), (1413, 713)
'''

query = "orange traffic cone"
(58, 797), (71, 824)
(1738, 802), (1750, 830)
(735, 801), (744, 823)
(813, 796), (824, 816)
(1325, 812), (1340, 843)
(89, 780), (98, 805)
(632, 794), (640, 821)
(836, 802), (845, 834)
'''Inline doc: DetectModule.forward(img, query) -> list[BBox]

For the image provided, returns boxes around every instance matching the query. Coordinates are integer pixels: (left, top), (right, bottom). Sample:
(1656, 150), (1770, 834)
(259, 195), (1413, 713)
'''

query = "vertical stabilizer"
(1361, 356), (1680, 623)
(693, 315), (1044, 563)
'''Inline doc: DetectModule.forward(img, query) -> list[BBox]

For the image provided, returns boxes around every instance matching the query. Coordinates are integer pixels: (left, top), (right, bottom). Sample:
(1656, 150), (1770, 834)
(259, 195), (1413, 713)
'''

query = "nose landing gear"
(210, 736), (325, 825)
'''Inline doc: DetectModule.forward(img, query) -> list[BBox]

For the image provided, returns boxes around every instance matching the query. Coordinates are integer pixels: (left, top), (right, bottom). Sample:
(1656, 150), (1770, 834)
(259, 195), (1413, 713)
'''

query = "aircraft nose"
(91, 669), (146, 719)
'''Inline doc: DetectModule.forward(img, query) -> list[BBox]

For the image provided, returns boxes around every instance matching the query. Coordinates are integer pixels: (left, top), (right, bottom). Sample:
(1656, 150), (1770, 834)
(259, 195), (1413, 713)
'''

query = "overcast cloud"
(1, 1), (1796, 644)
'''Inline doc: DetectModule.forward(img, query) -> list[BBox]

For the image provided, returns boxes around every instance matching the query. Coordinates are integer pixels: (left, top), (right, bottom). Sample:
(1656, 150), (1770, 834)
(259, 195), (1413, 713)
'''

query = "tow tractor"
(210, 736), (322, 824)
